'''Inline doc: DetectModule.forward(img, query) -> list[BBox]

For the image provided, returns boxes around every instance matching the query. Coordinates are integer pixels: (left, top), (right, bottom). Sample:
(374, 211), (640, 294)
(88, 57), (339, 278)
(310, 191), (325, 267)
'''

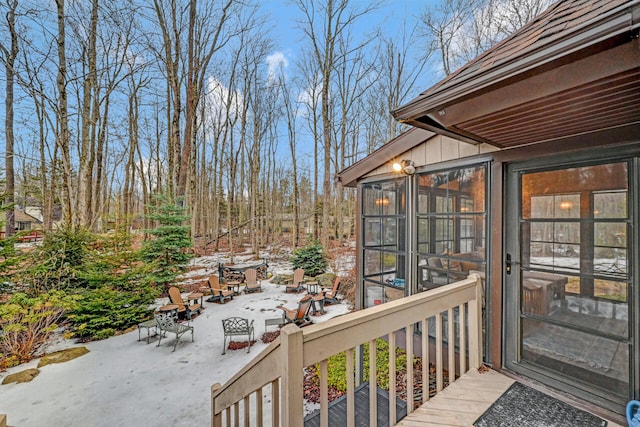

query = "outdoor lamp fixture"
(392, 159), (416, 175)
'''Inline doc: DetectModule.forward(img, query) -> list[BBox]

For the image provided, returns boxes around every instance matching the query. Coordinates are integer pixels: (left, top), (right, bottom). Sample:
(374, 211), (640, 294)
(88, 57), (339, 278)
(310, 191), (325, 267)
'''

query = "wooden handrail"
(212, 274), (483, 426)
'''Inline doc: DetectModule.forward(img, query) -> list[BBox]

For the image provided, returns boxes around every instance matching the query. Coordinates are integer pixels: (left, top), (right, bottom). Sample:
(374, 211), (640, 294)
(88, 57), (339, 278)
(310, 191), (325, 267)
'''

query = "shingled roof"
(394, 0), (640, 147)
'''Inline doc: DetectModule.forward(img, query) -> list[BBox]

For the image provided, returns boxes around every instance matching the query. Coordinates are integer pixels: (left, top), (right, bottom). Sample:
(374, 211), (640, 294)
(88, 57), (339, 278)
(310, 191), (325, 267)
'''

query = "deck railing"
(211, 274), (483, 427)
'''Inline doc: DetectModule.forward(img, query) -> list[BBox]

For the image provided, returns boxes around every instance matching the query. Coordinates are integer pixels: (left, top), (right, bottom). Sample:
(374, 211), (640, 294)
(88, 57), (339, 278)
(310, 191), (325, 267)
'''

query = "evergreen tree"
(291, 239), (328, 277)
(141, 196), (193, 291)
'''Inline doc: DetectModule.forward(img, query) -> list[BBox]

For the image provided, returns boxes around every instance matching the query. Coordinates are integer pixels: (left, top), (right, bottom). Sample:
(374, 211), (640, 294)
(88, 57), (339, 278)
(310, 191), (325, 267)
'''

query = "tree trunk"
(56, 0), (74, 226)
(1, 0), (18, 237)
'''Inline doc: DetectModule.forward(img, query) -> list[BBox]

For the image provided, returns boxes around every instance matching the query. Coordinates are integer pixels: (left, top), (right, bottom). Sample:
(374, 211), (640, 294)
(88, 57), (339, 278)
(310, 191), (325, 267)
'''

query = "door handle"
(506, 253), (512, 275)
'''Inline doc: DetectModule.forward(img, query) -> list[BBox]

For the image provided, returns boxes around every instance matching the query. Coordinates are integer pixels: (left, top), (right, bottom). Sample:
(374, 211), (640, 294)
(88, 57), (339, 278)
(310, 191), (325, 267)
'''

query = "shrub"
(27, 226), (93, 292)
(68, 285), (159, 341)
(0, 291), (79, 367)
(291, 240), (328, 277)
(317, 338), (410, 393)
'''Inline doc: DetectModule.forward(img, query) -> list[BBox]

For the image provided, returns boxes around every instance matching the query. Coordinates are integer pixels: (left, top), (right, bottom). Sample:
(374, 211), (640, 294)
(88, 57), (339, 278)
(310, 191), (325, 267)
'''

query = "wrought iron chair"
(221, 317), (255, 355)
(155, 313), (194, 352)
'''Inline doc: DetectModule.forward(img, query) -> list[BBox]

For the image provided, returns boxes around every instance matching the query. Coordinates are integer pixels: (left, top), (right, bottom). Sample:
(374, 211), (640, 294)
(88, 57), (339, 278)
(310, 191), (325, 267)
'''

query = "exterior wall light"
(392, 159), (416, 175)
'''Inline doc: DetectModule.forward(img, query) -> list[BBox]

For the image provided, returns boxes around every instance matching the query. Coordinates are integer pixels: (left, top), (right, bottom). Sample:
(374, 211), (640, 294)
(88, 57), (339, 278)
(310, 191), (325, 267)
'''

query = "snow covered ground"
(0, 253), (352, 427)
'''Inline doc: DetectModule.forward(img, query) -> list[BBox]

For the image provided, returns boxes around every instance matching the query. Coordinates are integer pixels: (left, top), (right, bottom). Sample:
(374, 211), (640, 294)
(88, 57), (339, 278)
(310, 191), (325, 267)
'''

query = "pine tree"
(141, 196), (193, 291)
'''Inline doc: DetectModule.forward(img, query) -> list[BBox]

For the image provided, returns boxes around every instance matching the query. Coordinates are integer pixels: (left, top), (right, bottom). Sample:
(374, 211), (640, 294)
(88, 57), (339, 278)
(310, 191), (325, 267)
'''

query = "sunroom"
(336, 0), (640, 422)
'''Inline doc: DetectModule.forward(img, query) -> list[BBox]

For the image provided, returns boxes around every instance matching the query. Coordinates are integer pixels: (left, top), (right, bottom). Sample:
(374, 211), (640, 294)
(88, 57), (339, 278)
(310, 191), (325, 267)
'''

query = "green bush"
(19, 228), (162, 342)
(291, 240), (328, 277)
(319, 338), (411, 393)
(69, 285), (159, 341)
(0, 291), (79, 367)
(27, 226), (93, 292)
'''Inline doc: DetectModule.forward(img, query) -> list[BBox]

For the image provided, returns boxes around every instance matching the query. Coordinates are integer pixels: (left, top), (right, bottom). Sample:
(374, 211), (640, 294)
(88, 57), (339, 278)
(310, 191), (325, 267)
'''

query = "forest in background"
(0, 0), (551, 251)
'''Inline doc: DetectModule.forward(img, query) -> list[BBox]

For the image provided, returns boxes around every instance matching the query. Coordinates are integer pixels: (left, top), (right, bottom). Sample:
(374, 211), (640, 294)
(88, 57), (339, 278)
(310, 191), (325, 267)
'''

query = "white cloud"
(266, 51), (289, 83)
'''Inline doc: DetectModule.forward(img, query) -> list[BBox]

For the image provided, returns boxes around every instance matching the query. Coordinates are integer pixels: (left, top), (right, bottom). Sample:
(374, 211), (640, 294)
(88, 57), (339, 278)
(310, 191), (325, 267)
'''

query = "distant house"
(14, 209), (42, 231)
(337, 0), (639, 420)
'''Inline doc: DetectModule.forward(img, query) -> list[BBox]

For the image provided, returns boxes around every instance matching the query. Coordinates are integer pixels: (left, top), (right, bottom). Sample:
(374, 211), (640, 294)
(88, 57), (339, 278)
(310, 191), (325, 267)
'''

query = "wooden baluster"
(468, 275), (483, 369)
(448, 307), (455, 385)
(281, 326), (304, 426)
(347, 347), (355, 427)
(255, 386), (263, 427)
(320, 359), (329, 427)
(436, 313), (443, 393)
(369, 339), (377, 427)
(459, 304), (467, 375)
(244, 395), (250, 426)
(233, 402), (239, 427)
(407, 323), (414, 414)
(212, 384), (222, 427)
(422, 318), (430, 403)
(271, 379), (279, 427)
(389, 332), (396, 426)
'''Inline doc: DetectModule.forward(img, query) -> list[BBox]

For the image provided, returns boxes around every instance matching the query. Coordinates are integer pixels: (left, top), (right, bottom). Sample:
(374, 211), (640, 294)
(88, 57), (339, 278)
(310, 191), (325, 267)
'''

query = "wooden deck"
(396, 369), (623, 427)
(397, 369), (513, 426)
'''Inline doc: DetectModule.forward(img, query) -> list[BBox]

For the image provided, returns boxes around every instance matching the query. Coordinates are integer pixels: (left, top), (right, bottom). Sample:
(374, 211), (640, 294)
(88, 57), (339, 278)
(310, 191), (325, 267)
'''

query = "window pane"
(436, 196), (452, 213)
(382, 252), (397, 272)
(365, 281), (385, 307)
(594, 191), (627, 218)
(383, 218), (397, 246)
(594, 222), (626, 247)
(363, 185), (381, 215)
(363, 249), (381, 276)
(364, 218), (382, 246)
(417, 218), (430, 253)
(554, 222), (580, 244)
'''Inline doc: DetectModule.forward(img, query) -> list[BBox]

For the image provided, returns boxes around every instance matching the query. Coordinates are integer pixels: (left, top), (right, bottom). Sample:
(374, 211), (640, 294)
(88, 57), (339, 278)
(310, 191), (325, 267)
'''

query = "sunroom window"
(361, 179), (406, 308)
(416, 165), (487, 291)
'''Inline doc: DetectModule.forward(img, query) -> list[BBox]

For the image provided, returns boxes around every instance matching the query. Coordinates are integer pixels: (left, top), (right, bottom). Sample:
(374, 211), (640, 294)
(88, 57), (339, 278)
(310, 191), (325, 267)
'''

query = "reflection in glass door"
(507, 161), (632, 409)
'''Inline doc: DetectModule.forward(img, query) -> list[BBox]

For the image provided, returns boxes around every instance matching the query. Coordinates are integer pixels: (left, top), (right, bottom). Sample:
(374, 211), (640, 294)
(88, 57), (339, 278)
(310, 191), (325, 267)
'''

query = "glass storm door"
(505, 159), (635, 413)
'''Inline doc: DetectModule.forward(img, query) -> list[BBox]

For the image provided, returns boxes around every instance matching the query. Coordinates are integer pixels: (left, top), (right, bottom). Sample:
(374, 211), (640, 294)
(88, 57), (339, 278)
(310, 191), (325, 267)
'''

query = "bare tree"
(277, 65), (302, 247)
(419, 0), (478, 76)
(179, 0), (237, 206)
(422, 0), (552, 75)
(55, 0), (74, 226)
(0, 0), (19, 237)
(294, 0), (380, 247)
(75, 0), (98, 228)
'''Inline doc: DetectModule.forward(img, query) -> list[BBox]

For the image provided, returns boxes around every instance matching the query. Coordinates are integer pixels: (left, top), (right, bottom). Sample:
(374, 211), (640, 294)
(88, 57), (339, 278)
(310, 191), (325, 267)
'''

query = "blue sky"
(260, 0), (437, 81)
(263, 0), (431, 49)
(254, 0), (440, 166)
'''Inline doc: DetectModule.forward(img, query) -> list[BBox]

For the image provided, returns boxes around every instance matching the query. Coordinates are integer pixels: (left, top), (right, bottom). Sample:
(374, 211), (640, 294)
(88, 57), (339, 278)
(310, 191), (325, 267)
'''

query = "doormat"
(473, 382), (607, 427)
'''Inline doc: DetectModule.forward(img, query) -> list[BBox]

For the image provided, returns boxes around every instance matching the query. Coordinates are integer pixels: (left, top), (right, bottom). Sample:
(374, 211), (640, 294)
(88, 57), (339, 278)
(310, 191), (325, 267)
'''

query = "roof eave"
(336, 128), (435, 187)
(393, 1), (640, 123)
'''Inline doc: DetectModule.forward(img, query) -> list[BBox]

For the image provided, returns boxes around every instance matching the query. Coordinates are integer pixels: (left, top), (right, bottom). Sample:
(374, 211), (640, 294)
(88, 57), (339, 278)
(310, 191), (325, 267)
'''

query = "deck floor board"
(397, 369), (623, 427)
(398, 370), (513, 427)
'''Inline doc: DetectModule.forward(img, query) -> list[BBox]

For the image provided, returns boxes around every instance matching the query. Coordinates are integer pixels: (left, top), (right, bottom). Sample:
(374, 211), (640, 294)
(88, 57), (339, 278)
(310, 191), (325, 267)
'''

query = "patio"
(0, 261), (351, 427)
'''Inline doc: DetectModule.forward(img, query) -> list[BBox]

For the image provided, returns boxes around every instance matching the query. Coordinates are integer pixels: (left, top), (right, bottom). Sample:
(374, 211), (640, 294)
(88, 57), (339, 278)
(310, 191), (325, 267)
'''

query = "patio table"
(227, 281), (242, 295)
(158, 304), (179, 320)
(188, 292), (204, 306)
(306, 281), (319, 295)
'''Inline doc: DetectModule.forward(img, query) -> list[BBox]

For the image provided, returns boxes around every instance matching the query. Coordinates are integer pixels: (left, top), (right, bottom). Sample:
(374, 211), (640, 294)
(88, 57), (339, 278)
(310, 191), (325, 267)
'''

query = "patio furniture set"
(136, 267), (343, 354)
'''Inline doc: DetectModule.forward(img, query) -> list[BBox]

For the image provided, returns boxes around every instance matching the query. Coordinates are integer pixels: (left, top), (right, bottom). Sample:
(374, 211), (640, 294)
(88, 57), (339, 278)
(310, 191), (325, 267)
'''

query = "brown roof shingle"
(395, 0), (636, 120)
